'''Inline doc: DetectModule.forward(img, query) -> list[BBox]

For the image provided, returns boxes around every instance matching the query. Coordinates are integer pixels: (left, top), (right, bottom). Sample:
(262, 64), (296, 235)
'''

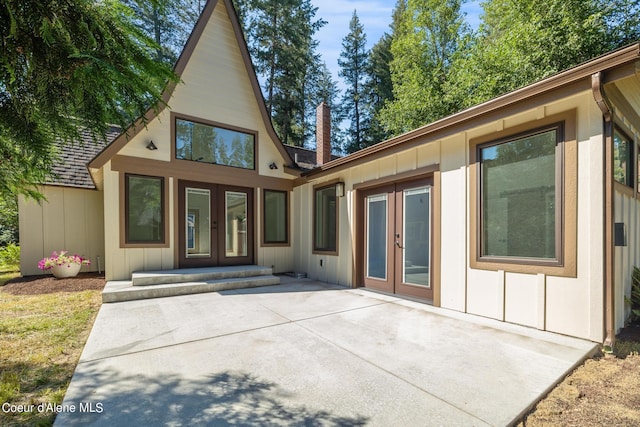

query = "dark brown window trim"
(312, 180), (341, 256)
(171, 112), (258, 172)
(469, 110), (577, 277)
(261, 189), (290, 247)
(121, 173), (170, 248)
(612, 124), (634, 189)
(111, 155), (293, 191)
(476, 122), (564, 266)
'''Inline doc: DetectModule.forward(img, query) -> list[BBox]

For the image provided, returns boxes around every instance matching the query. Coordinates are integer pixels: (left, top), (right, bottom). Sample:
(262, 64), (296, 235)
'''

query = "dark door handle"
(395, 233), (402, 249)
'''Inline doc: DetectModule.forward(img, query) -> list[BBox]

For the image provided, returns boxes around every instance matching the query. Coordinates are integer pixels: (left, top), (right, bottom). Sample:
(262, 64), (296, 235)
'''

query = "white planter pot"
(51, 263), (81, 278)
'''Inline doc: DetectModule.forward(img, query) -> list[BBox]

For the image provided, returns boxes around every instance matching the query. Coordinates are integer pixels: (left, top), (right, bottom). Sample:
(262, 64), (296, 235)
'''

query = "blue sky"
(310, 0), (483, 89)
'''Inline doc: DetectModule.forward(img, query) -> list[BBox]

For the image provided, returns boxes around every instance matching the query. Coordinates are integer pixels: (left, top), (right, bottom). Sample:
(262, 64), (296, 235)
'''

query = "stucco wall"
(19, 186), (105, 276)
(294, 91), (606, 342)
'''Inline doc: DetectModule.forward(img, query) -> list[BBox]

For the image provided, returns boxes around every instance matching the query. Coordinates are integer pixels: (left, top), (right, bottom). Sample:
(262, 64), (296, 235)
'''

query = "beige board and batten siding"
(296, 90), (606, 342)
(467, 93), (604, 341)
(101, 0), (294, 280)
(611, 99), (640, 334)
(19, 186), (105, 276)
(613, 187), (640, 332)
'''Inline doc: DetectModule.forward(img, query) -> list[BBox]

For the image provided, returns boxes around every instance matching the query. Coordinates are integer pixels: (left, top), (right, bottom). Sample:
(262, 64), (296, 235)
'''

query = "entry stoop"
(102, 265), (280, 303)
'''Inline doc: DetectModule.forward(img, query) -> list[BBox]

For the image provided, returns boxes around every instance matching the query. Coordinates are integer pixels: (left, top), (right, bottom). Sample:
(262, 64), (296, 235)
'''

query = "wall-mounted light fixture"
(269, 162), (278, 170)
(146, 140), (158, 151)
(335, 182), (345, 197)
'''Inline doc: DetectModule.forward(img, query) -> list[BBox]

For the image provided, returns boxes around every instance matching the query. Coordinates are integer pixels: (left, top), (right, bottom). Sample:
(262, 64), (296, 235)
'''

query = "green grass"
(615, 338), (640, 358)
(0, 271), (19, 286)
(0, 288), (101, 426)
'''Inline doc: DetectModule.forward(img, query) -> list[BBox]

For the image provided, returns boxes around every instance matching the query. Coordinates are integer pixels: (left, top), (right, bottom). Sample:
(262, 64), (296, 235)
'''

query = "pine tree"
(311, 62), (344, 153)
(0, 0), (178, 199)
(363, 33), (393, 145)
(339, 10), (369, 154)
(240, 0), (325, 146)
(123, 0), (205, 65)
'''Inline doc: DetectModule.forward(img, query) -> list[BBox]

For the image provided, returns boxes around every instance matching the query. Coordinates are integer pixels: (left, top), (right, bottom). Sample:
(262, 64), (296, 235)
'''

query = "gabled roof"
(89, 0), (294, 170)
(303, 43), (640, 178)
(48, 126), (121, 189)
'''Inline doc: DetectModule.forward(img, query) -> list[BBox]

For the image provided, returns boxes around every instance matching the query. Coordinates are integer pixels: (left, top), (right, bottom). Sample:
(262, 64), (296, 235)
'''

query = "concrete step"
(103, 274), (280, 303)
(131, 265), (273, 286)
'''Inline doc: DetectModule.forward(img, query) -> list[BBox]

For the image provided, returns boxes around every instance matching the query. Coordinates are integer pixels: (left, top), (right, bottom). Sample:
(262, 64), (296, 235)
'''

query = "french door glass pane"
(367, 194), (387, 279)
(226, 191), (248, 257)
(403, 187), (430, 287)
(186, 188), (210, 257)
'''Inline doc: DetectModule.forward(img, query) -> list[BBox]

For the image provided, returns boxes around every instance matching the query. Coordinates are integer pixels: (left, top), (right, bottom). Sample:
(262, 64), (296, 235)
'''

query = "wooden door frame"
(217, 185), (255, 266)
(393, 179), (434, 300)
(354, 166), (441, 305)
(361, 185), (395, 293)
(177, 181), (255, 268)
(178, 180), (218, 268)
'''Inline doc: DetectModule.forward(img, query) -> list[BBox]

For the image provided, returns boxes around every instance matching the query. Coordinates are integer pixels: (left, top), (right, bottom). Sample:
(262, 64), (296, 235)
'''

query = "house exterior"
(18, 0), (640, 345)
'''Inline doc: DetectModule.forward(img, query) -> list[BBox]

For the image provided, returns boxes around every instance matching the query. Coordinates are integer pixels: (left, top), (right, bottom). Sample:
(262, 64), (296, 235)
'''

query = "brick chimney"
(316, 102), (331, 165)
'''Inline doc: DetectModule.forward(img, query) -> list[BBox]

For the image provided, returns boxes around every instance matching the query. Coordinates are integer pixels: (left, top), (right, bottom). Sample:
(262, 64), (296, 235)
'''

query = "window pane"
(403, 187), (430, 286)
(186, 188), (210, 257)
(481, 129), (557, 259)
(315, 186), (337, 252)
(264, 190), (287, 243)
(614, 130), (632, 187)
(175, 118), (255, 169)
(127, 175), (163, 243)
(226, 191), (248, 257)
(367, 194), (387, 279)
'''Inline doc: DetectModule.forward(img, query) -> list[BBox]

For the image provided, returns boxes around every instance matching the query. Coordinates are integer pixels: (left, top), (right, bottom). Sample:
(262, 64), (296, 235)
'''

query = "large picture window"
(263, 190), (289, 245)
(479, 124), (561, 261)
(125, 174), (165, 244)
(175, 118), (255, 170)
(314, 184), (338, 253)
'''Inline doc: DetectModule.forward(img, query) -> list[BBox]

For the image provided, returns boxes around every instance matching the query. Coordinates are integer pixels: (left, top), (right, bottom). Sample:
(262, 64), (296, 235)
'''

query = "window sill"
(312, 249), (339, 256)
(470, 257), (575, 278)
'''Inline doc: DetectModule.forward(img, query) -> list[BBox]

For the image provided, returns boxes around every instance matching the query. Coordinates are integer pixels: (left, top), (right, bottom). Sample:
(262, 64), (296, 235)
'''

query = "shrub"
(626, 267), (640, 323)
(0, 243), (20, 270)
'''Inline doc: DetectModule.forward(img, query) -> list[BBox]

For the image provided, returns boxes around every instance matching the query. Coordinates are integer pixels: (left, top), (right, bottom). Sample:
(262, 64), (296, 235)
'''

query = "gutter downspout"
(592, 71), (615, 349)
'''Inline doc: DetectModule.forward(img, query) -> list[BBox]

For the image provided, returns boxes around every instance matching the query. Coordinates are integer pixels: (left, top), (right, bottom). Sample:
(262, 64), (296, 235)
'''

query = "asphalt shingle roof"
(47, 126), (121, 189)
(284, 145), (340, 170)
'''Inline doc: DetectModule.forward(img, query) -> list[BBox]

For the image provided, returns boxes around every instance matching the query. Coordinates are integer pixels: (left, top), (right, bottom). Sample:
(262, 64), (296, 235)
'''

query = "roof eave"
(303, 43), (640, 179)
(89, 0), (294, 170)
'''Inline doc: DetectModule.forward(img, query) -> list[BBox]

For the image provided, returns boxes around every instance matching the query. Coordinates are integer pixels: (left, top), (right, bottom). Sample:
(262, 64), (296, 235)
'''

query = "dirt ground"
(2, 274), (640, 426)
(517, 319), (640, 426)
(2, 272), (106, 295)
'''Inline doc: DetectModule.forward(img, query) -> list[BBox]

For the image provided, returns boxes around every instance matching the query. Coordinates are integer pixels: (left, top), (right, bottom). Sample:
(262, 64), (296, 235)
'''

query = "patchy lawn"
(0, 273), (104, 426)
(1, 272), (639, 426)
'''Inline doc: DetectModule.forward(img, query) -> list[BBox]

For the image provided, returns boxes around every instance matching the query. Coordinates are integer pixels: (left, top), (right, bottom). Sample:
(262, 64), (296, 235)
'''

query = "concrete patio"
(55, 277), (598, 426)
